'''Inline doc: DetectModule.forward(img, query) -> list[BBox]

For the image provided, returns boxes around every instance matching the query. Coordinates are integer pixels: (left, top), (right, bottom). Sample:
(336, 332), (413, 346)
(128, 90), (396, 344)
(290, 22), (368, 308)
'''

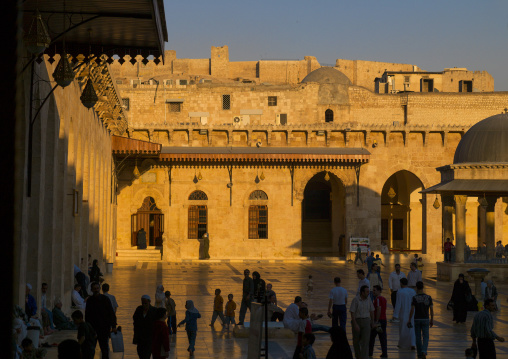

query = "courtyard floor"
(50, 254), (508, 358)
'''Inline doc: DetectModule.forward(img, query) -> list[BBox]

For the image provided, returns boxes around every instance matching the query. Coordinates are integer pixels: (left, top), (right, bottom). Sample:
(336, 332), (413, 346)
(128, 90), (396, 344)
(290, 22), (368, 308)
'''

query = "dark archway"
(381, 170), (424, 251)
(131, 196), (164, 247)
(325, 109), (334, 122)
(302, 171), (345, 255)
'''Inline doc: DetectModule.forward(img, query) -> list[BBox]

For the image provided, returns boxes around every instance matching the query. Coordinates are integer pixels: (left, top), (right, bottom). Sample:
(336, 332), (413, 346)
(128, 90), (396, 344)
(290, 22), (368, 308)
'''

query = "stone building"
(110, 46), (508, 263)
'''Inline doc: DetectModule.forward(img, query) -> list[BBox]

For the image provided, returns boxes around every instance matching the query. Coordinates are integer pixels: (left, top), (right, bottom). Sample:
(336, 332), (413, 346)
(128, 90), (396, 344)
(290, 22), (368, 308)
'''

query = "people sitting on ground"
(52, 299), (77, 330)
(13, 317), (26, 355)
(252, 271), (266, 303)
(89, 259), (103, 283)
(484, 280), (498, 309)
(21, 337), (47, 359)
(283, 296), (304, 333)
(267, 294), (284, 322)
(40, 283), (56, 336)
(71, 284), (86, 309)
(74, 265), (89, 299)
(300, 302), (329, 333)
(265, 283), (276, 304)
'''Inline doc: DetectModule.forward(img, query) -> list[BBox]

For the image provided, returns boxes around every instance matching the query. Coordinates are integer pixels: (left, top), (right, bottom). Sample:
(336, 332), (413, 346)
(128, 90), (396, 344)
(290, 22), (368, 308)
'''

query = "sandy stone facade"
(110, 46), (508, 262)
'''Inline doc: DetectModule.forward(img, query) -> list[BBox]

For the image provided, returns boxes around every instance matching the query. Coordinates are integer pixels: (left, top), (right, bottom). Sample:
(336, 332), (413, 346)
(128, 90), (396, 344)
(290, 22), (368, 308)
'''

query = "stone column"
(454, 195), (468, 263)
(442, 195), (454, 247)
(485, 196), (498, 259)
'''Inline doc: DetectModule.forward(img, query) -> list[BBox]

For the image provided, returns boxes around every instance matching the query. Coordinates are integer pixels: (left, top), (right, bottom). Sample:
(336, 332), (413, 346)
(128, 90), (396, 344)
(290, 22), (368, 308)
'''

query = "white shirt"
(41, 294), (47, 309)
(389, 271), (406, 291)
(283, 303), (301, 332)
(407, 270), (422, 287)
(329, 286), (348, 305)
(71, 290), (86, 309)
(357, 278), (370, 296)
(104, 293), (119, 312)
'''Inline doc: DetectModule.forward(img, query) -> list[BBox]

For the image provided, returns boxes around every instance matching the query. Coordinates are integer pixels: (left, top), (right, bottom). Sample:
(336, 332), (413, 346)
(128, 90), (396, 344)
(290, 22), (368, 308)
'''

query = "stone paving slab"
(45, 256), (508, 358)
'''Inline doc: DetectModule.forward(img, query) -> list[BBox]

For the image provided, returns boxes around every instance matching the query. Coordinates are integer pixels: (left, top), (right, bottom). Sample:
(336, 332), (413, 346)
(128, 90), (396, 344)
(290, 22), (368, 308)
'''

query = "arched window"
(189, 190), (208, 200)
(188, 191), (208, 239)
(325, 109), (334, 123)
(249, 190), (268, 239)
(249, 190), (268, 200)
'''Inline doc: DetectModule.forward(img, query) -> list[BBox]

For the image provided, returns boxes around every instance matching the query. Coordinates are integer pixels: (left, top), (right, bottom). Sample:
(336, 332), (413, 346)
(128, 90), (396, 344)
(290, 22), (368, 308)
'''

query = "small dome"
(301, 67), (352, 85)
(453, 113), (508, 164)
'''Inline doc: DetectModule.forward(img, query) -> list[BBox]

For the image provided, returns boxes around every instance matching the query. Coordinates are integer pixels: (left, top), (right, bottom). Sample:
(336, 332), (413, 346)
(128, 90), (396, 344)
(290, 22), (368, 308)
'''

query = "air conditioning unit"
(233, 115), (250, 126)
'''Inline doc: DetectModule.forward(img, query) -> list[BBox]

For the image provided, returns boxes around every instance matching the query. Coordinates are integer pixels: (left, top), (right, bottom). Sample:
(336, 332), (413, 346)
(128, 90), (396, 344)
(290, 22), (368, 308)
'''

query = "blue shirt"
(179, 310), (201, 331)
(25, 294), (37, 317)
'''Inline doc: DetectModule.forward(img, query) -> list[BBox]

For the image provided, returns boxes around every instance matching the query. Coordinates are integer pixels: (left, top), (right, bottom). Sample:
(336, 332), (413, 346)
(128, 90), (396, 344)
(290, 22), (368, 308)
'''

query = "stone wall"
(14, 56), (117, 310)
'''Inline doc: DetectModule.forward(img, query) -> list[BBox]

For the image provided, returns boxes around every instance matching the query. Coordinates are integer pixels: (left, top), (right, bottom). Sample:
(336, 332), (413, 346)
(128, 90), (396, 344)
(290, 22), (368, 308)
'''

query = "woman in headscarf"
(450, 273), (471, 323)
(326, 326), (353, 359)
(89, 259), (103, 283)
(178, 300), (201, 356)
(484, 280), (498, 309)
(155, 285), (166, 308)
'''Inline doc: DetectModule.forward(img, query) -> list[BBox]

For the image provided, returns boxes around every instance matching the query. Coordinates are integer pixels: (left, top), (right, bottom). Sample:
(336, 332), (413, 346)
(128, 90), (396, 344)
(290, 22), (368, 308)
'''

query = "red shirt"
(297, 319), (312, 346)
(444, 242), (453, 252)
(373, 295), (387, 321)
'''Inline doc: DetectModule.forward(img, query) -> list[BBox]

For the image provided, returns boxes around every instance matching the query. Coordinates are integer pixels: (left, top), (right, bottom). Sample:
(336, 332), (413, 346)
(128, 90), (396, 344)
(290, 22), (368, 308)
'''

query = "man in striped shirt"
(471, 298), (505, 358)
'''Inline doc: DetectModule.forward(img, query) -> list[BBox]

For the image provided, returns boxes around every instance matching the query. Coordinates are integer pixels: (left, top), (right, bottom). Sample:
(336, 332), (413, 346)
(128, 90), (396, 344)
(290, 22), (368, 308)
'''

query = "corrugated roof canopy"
(422, 179), (508, 196)
(112, 136), (161, 156)
(22, 0), (167, 61)
(159, 147), (370, 162)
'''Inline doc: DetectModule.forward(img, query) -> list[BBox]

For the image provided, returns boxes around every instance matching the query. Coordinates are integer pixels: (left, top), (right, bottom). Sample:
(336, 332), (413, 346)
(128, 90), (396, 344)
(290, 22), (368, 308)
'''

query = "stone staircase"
(115, 247), (162, 267)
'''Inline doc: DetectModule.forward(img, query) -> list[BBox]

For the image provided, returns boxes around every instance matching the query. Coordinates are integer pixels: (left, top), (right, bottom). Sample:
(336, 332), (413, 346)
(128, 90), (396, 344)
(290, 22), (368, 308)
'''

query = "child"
(374, 254), (384, 273)
(306, 275), (314, 296)
(224, 294), (237, 329)
(178, 300), (201, 356)
(71, 310), (96, 359)
(294, 307), (312, 359)
(21, 338), (47, 359)
(465, 348), (475, 359)
(152, 307), (170, 359)
(164, 291), (177, 335)
(299, 333), (317, 359)
(413, 254), (424, 273)
(210, 288), (226, 327)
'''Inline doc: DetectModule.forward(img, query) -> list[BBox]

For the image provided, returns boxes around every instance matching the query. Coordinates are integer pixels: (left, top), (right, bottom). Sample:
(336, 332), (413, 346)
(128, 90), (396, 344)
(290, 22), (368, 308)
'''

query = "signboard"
(349, 237), (370, 253)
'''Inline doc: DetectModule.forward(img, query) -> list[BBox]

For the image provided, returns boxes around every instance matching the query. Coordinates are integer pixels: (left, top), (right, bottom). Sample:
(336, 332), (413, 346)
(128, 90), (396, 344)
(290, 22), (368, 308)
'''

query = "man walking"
(407, 263), (422, 289)
(389, 264), (406, 321)
(369, 285), (388, 359)
(133, 295), (157, 359)
(327, 277), (348, 329)
(408, 281), (434, 359)
(355, 245), (364, 265)
(350, 285), (375, 359)
(356, 269), (370, 297)
(471, 298), (505, 359)
(238, 269), (254, 325)
(102, 283), (118, 313)
(366, 252), (375, 274)
(85, 282), (117, 359)
(393, 278), (416, 350)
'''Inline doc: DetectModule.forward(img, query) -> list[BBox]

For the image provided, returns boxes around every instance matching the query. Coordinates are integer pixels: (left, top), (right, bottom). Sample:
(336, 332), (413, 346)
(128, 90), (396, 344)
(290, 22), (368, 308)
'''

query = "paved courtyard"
(50, 254), (508, 358)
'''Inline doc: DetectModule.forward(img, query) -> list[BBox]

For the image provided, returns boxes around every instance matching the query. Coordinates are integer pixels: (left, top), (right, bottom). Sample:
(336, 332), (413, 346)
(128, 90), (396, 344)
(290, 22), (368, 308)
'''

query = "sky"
(162, 0), (508, 91)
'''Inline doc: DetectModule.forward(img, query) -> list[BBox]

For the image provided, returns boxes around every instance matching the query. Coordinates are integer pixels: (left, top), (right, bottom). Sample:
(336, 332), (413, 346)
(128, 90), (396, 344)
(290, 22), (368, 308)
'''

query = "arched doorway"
(381, 171), (424, 251)
(131, 196), (164, 247)
(302, 171), (346, 255)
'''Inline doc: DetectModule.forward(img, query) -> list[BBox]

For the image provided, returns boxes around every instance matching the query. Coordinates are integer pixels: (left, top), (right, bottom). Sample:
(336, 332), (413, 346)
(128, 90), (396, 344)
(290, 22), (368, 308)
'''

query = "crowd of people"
(11, 255), (507, 359)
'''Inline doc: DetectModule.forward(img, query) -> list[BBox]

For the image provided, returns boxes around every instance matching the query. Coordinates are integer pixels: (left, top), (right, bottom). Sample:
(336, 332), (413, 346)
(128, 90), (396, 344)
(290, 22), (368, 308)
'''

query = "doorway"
(131, 196), (164, 247)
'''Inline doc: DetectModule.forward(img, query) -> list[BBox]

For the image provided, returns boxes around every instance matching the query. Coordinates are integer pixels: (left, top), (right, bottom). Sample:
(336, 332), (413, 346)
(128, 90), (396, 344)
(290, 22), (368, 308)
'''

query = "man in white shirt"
(393, 278), (416, 350)
(407, 263), (422, 289)
(388, 264), (406, 321)
(40, 282), (55, 334)
(283, 296), (303, 333)
(327, 277), (348, 329)
(356, 269), (370, 297)
(350, 285), (375, 359)
(71, 284), (86, 309)
(102, 283), (119, 313)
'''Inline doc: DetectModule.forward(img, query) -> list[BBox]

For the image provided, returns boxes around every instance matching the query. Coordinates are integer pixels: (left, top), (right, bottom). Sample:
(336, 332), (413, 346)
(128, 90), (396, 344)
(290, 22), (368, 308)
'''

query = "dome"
(301, 67), (352, 85)
(453, 113), (508, 164)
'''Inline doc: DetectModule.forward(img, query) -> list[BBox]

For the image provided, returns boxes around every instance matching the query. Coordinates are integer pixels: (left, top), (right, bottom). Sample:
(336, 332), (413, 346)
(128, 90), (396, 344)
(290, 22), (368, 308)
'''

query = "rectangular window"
(122, 98), (130, 111)
(279, 113), (287, 125)
(249, 205), (268, 239)
(179, 79), (188, 86)
(421, 78), (434, 92)
(168, 102), (181, 112)
(222, 94), (231, 110)
(188, 205), (207, 239)
(404, 76), (410, 83)
(268, 96), (277, 106)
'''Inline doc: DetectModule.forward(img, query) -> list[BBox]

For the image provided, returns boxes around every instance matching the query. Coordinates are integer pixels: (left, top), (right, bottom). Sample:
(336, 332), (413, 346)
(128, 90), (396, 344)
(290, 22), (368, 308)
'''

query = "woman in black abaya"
(451, 273), (471, 323)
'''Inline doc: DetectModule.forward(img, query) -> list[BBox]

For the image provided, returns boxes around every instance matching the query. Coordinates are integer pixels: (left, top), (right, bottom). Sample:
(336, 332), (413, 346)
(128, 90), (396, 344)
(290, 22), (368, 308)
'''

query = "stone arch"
(301, 170), (347, 255)
(325, 109), (334, 122)
(294, 168), (352, 202)
(377, 164), (431, 194)
(132, 187), (166, 213)
(380, 170), (425, 251)
(189, 190), (208, 200)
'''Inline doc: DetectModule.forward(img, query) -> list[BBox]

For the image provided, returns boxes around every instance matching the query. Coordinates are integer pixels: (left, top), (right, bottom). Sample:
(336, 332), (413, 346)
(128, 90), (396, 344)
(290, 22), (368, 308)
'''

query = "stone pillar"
(454, 195), (468, 263)
(442, 195), (454, 244)
(485, 196), (498, 259)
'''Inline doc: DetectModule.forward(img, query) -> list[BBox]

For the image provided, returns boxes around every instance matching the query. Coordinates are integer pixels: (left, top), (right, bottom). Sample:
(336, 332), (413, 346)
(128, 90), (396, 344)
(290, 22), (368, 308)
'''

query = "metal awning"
(159, 147), (370, 163)
(112, 136), (161, 156)
(22, 0), (167, 61)
(422, 179), (508, 196)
